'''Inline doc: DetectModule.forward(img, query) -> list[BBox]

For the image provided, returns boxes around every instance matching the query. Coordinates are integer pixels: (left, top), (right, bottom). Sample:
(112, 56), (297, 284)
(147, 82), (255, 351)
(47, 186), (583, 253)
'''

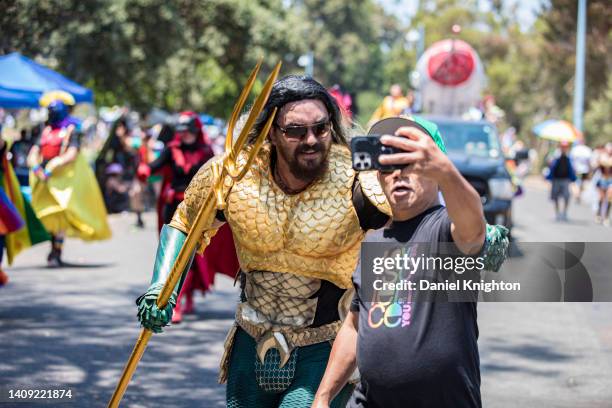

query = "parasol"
(533, 119), (583, 143)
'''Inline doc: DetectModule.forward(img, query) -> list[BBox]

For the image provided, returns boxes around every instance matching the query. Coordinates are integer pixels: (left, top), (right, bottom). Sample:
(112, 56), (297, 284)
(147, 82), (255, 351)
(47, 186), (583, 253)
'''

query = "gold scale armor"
(170, 142), (389, 382)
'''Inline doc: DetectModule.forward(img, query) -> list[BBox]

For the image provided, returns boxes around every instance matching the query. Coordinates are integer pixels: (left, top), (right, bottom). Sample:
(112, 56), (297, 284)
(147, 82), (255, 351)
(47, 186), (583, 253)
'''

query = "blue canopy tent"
(0, 87), (35, 108)
(0, 52), (93, 108)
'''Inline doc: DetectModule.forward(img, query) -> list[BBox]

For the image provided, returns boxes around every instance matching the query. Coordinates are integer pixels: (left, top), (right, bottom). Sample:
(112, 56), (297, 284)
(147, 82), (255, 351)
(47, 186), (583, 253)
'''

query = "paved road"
(479, 177), (612, 408)
(0, 177), (611, 407)
(510, 177), (611, 242)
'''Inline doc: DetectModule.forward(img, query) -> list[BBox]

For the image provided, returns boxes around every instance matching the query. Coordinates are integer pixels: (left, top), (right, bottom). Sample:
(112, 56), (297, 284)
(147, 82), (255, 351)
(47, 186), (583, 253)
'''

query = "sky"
(378, 0), (547, 31)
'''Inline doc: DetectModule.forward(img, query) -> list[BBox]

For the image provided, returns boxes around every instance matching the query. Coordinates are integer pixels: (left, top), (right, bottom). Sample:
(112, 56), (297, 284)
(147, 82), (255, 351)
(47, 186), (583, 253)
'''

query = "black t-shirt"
(111, 147), (138, 180)
(349, 205), (481, 408)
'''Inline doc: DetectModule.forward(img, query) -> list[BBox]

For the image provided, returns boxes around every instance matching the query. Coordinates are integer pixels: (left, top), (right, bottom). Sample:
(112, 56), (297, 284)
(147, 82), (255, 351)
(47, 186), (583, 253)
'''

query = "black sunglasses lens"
(313, 122), (329, 136)
(285, 126), (308, 139)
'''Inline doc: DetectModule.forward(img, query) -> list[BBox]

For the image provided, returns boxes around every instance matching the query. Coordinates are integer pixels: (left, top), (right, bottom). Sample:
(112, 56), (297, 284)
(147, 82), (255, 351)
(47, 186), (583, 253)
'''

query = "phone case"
(350, 136), (402, 172)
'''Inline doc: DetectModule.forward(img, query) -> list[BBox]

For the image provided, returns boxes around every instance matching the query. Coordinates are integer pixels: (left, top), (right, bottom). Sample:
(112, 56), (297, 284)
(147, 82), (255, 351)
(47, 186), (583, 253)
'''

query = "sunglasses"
(275, 119), (331, 140)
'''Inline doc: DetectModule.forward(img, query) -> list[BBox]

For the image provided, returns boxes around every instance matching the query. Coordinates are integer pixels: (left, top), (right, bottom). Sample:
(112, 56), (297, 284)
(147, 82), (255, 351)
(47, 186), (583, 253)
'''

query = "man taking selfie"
(312, 117), (508, 408)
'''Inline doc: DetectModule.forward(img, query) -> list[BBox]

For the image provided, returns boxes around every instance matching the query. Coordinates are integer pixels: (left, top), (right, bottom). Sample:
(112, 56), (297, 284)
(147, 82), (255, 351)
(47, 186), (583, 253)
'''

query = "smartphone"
(351, 117), (431, 172)
(351, 136), (402, 172)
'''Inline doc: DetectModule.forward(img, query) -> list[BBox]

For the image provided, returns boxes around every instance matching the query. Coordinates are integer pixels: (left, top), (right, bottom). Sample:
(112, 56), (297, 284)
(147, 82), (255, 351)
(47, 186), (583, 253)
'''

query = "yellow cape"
(30, 154), (111, 241)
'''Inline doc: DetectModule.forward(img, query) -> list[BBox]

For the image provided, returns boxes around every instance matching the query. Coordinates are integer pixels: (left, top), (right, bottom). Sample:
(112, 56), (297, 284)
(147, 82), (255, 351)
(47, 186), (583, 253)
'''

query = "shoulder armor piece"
(358, 171), (391, 217)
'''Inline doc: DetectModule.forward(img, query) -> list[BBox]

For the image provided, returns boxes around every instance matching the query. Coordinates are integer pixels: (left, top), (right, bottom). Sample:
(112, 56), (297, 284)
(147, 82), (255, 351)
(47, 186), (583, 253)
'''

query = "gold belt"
(235, 305), (342, 367)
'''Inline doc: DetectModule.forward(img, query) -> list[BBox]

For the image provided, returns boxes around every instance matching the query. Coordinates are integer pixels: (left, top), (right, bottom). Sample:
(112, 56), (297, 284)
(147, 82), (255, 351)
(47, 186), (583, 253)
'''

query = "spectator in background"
(127, 127), (147, 228)
(137, 111), (215, 323)
(401, 90), (415, 116)
(482, 95), (504, 124)
(11, 130), (33, 166)
(570, 142), (593, 204)
(96, 117), (129, 185)
(10, 129), (36, 186)
(96, 117), (145, 227)
(593, 143), (612, 226)
(368, 84), (412, 128)
(501, 127), (517, 155)
(104, 163), (130, 214)
(547, 140), (576, 221)
(328, 84), (353, 124)
(157, 122), (175, 146)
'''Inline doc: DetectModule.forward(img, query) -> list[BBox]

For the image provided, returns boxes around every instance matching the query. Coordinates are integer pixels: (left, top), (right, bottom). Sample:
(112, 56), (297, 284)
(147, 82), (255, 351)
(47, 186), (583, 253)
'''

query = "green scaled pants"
(227, 328), (353, 408)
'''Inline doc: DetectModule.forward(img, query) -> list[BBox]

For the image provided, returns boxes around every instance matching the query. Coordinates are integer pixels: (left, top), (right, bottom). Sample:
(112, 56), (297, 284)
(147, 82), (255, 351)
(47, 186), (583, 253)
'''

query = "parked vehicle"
(425, 116), (515, 231)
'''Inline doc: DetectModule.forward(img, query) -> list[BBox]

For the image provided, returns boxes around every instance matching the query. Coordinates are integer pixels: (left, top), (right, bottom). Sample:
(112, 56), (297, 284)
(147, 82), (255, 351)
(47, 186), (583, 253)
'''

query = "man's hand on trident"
(135, 282), (176, 333)
(378, 126), (451, 181)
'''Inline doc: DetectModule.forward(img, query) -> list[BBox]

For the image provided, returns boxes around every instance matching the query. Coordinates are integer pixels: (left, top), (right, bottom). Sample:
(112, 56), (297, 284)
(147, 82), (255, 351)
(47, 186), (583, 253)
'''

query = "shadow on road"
(480, 337), (575, 378)
(0, 283), (230, 407)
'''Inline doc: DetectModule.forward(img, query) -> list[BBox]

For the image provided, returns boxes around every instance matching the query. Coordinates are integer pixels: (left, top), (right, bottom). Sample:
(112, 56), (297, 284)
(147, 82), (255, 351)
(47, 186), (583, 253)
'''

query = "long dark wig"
(247, 75), (348, 146)
(95, 116), (129, 187)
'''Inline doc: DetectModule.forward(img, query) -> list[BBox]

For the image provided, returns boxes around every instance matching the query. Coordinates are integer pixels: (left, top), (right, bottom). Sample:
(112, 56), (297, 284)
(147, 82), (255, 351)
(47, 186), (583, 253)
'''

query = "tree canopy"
(1, 0), (609, 144)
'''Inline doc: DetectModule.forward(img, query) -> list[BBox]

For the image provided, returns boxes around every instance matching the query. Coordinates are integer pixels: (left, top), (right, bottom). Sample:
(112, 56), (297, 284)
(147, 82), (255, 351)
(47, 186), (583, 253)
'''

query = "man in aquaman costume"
(136, 75), (508, 407)
(137, 75), (392, 407)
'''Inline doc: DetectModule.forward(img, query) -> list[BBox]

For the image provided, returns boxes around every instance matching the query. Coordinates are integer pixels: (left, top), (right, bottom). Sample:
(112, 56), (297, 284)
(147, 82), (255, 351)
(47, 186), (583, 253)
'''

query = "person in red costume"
(138, 112), (239, 323)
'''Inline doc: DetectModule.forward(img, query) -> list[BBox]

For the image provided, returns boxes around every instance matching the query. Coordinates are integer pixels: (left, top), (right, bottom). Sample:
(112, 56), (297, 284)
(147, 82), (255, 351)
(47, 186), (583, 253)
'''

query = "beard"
(276, 140), (331, 182)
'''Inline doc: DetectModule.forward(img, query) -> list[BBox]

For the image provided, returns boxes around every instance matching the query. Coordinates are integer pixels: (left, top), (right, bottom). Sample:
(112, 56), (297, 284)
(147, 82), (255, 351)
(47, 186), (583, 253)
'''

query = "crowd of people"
(545, 140), (612, 225)
(0, 74), (608, 407)
(0, 97), (238, 325)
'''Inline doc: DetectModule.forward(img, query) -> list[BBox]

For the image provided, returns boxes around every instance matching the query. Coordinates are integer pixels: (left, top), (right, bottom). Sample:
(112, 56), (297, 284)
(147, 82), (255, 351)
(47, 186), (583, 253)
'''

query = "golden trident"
(107, 60), (282, 408)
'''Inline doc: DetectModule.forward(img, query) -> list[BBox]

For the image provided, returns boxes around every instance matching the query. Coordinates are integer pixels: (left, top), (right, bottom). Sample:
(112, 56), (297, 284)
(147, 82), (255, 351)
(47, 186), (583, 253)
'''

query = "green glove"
(482, 224), (510, 272)
(135, 225), (194, 333)
(136, 282), (176, 333)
